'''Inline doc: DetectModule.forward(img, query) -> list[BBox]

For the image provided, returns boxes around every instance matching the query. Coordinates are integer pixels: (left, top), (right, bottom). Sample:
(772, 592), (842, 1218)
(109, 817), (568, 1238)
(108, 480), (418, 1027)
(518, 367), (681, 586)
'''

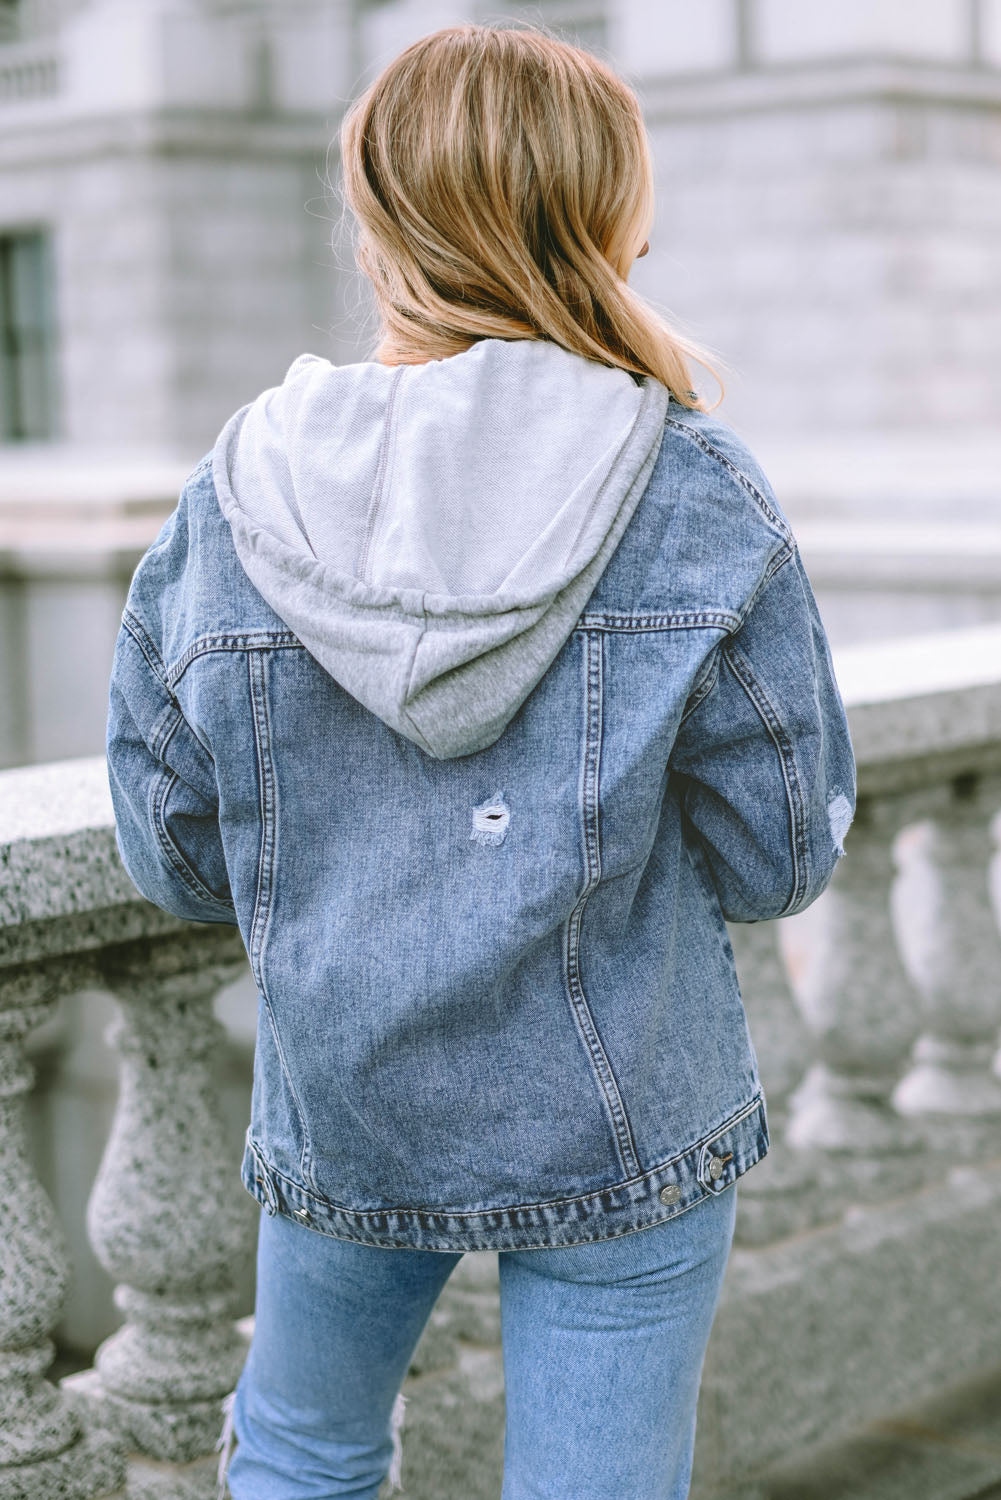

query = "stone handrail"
(2, 624), (1001, 1497)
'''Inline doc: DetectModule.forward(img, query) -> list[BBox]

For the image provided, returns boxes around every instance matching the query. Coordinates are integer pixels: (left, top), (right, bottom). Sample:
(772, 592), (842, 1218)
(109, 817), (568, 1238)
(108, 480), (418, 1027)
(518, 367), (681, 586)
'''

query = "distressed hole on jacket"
(470, 792), (510, 847)
(827, 792), (853, 857)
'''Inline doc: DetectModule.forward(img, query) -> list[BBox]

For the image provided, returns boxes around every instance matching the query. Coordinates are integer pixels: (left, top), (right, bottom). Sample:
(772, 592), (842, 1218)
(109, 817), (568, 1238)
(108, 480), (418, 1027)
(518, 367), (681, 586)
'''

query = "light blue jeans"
(222, 1186), (737, 1500)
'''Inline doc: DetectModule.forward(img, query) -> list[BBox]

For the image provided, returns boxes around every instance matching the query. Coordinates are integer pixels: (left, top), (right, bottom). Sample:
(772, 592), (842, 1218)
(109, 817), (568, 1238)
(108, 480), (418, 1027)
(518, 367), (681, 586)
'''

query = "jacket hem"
(239, 1091), (768, 1252)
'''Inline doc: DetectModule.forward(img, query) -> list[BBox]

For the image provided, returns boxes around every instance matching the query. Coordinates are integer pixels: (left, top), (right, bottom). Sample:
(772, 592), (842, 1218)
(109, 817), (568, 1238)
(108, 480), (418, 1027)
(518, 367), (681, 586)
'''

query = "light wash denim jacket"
(107, 340), (856, 1253)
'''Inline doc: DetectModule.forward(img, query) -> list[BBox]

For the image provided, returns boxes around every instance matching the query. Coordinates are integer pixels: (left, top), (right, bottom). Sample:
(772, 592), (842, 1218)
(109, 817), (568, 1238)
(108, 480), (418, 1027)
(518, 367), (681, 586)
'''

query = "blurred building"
(2, 0), (1001, 766)
(4, 2), (1001, 1416)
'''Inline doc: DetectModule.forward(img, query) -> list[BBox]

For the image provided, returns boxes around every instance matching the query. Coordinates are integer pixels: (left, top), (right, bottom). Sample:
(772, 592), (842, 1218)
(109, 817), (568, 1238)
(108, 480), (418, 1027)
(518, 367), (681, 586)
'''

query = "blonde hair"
(338, 23), (720, 410)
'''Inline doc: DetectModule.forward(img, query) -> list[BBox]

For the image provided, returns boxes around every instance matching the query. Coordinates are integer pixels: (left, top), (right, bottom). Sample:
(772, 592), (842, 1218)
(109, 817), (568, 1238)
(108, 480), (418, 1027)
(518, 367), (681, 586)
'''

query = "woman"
(106, 22), (855, 1500)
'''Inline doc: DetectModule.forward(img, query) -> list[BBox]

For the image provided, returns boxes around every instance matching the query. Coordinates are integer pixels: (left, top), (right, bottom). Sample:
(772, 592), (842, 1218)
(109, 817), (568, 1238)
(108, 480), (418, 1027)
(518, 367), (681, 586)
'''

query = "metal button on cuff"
(707, 1150), (733, 1181)
(659, 1184), (681, 1205)
(291, 1206), (312, 1226)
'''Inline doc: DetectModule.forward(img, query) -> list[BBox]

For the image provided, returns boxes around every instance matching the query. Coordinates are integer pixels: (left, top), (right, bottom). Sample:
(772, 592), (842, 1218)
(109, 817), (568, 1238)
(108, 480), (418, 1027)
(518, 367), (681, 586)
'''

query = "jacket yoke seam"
(167, 632), (303, 690)
(576, 609), (740, 633)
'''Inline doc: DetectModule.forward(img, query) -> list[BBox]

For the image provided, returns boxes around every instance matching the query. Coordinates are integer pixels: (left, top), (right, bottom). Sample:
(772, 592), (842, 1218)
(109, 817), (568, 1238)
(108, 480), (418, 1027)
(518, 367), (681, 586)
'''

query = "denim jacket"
(106, 341), (855, 1253)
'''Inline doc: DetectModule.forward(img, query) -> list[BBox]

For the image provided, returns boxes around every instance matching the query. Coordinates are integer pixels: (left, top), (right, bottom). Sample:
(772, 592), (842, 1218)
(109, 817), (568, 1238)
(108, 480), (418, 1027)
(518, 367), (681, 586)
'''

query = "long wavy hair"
(337, 23), (719, 409)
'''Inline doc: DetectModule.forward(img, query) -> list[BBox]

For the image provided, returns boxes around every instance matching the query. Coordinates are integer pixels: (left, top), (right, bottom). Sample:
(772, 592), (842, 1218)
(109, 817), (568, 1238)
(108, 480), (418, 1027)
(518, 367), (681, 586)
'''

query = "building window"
(0, 229), (58, 441)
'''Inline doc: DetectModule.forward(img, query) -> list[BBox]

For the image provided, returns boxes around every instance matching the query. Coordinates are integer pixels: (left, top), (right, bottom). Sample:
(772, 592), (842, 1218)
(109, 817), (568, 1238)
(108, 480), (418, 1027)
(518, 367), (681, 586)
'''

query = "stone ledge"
(0, 758), (193, 965)
(636, 57), (1001, 122)
(690, 1160), (1001, 1492)
(835, 623), (1001, 789)
(727, 1362), (1001, 1500)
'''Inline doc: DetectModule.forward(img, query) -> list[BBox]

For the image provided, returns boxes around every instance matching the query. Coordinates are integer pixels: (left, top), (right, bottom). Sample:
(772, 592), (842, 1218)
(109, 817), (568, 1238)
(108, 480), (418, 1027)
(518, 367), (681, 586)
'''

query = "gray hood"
(212, 337), (669, 759)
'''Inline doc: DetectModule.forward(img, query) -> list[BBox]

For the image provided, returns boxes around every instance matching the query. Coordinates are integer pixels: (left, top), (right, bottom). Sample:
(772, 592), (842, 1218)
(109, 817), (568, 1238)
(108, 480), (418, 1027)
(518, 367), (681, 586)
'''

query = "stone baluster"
(728, 920), (815, 1243)
(0, 958), (125, 1499)
(729, 919), (811, 1118)
(891, 774), (1001, 1131)
(65, 928), (256, 1467)
(784, 794), (925, 1177)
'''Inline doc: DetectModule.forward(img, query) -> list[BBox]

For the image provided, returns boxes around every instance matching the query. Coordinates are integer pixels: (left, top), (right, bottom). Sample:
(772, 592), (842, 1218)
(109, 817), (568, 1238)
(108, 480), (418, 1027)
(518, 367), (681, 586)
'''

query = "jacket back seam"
(683, 835), (745, 980)
(247, 648), (316, 1186)
(564, 629), (642, 1180)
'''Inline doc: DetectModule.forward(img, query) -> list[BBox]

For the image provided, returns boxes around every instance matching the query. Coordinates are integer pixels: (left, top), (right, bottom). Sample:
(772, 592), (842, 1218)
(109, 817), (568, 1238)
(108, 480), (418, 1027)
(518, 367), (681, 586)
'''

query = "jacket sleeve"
(106, 609), (239, 926)
(668, 545), (856, 923)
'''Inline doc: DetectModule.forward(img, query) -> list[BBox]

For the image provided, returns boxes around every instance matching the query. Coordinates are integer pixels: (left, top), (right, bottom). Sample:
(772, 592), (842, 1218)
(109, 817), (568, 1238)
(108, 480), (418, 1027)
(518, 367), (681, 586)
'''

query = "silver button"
(292, 1207), (312, 1225)
(708, 1155), (725, 1181)
(659, 1184), (681, 1205)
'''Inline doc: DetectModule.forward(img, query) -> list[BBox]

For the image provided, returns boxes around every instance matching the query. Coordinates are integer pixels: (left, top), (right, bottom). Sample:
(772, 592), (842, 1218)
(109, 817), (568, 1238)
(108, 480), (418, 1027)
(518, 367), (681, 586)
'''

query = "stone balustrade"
(706, 623), (1001, 1496)
(0, 39), (59, 104)
(2, 625), (1001, 1498)
(0, 758), (255, 1498)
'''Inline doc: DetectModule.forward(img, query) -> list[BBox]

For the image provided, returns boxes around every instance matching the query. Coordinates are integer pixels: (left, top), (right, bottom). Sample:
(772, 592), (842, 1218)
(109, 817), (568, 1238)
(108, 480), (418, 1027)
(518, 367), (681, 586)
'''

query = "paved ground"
(748, 1364), (1001, 1500)
(49, 1341), (1001, 1499)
